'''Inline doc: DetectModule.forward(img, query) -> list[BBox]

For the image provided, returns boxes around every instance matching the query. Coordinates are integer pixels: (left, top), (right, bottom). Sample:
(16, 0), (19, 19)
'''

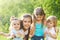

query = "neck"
(36, 20), (42, 23)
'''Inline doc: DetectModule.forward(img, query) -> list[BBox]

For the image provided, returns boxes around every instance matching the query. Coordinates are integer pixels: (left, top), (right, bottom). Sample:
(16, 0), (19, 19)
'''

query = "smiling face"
(11, 20), (20, 30)
(46, 20), (54, 28)
(46, 16), (57, 28)
(23, 17), (32, 30)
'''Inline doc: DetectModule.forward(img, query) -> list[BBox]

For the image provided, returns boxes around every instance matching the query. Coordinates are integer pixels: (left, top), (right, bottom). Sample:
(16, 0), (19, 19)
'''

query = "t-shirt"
(10, 29), (24, 40)
(45, 27), (57, 40)
(34, 23), (44, 36)
(20, 29), (28, 36)
(20, 29), (29, 40)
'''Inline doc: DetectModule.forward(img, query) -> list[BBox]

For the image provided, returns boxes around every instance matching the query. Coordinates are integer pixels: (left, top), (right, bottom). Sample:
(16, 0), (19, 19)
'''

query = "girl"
(20, 14), (32, 40)
(31, 7), (46, 40)
(44, 16), (57, 40)
(0, 16), (16, 37)
(0, 18), (24, 40)
(9, 16), (17, 31)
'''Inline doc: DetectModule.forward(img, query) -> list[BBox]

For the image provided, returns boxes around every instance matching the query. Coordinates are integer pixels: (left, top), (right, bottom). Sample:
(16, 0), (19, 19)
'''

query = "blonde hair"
(9, 18), (20, 31)
(47, 16), (57, 32)
(47, 16), (57, 27)
(10, 16), (16, 22)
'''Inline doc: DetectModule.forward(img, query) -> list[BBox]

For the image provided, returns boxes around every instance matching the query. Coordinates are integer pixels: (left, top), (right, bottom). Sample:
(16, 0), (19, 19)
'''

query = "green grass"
(0, 36), (8, 40)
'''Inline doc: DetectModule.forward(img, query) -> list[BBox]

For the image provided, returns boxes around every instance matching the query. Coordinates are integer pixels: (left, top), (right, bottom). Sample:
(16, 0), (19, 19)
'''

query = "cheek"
(12, 25), (15, 28)
(28, 23), (31, 26)
(18, 25), (20, 28)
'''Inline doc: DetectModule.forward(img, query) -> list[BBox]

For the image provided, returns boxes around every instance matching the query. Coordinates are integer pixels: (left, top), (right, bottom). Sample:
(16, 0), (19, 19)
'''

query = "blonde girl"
(45, 16), (58, 40)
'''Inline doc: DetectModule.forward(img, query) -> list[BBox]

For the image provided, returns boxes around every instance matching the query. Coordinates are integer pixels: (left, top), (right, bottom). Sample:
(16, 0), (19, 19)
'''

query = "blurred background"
(0, 0), (60, 40)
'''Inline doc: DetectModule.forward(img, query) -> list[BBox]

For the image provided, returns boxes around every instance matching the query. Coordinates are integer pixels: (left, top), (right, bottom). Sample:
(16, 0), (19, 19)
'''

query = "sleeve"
(7, 30), (15, 39)
(51, 28), (56, 35)
(9, 30), (15, 36)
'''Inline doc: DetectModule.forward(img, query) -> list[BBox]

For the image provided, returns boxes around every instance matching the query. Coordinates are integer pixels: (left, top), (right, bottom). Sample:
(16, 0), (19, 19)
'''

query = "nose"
(25, 22), (29, 25)
(25, 22), (29, 26)
(15, 24), (18, 27)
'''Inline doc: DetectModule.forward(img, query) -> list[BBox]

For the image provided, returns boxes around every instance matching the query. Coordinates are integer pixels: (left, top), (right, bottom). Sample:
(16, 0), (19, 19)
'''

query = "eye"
(28, 21), (31, 23)
(50, 23), (52, 24)
(17, 24), (20, 25)
(24, 21), (27, 23)
(14, 24), (16, 25)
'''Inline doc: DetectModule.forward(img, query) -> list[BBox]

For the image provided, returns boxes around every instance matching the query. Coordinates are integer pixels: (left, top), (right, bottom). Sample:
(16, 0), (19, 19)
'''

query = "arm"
(10, 33), (16, 39)
(44, 31), (46, 38)
(0, 32), (10, 37)
(29, 23), (35, 38)
(48, 32), (57, 39)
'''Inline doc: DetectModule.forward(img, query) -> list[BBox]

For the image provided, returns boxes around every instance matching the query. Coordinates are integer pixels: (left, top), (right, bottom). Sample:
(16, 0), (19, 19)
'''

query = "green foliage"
(0, 0), (60, 33)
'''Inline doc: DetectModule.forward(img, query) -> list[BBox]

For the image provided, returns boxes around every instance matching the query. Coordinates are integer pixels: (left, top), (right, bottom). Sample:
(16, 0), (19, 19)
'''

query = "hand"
(11, 33), (16, 38)
(17, 32), (21, 36)
(0, 32), (4, 35)
(45, 31), (48, 34)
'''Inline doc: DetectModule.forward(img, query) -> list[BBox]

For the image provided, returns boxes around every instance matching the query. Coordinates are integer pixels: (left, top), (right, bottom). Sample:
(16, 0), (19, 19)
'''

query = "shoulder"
(52, 27), (59, 32)
(19, 29), (24, 33)
(50, 27), (56, 34)
(10, 29), (16, 33)
(9, 29), (16, 35)
(51, 27), (55, 31)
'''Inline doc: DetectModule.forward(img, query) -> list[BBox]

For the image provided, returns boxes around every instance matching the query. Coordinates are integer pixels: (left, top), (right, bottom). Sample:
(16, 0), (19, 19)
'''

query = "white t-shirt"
(45, 27), (57, 40)
(20, 29), (28, 35)
(10, 29), (24, 40)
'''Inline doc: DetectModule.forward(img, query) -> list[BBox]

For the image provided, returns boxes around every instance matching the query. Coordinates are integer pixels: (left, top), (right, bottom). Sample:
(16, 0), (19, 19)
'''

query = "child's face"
(47, 21), (54, 28)
(35, 15), (44, 21)
(23, 17), (31, 30)
(12, 20), (20, 30)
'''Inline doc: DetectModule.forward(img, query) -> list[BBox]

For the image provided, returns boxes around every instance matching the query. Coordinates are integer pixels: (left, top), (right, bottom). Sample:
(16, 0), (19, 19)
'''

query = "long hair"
(33, 7), (45, 27)
(21, 14), (32, 40)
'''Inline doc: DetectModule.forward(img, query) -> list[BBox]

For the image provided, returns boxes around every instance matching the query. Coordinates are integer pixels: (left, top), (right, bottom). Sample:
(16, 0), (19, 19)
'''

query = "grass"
(0, 36), (8, 40)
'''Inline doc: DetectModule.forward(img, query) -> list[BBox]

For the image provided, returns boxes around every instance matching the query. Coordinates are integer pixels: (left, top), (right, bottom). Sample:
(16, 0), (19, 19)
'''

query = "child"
(0, 18), (24, 40)
(20, 14), (32, 40)
(9, 16), (17, 31)
(31, 7), (46, 40)
(44, 16), (57, 40)
(0, 16), (16, 37)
